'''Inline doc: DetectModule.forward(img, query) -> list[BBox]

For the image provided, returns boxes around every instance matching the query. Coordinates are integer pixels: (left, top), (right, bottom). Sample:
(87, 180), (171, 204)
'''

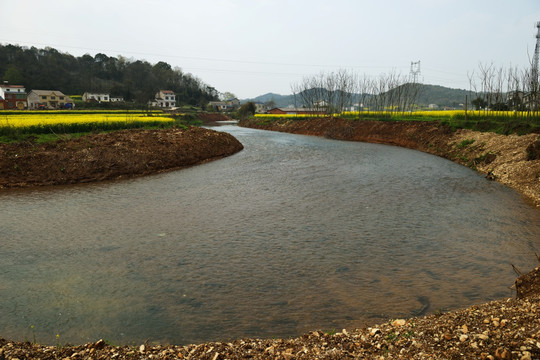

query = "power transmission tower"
(533, 21), (540, 85)
(410, 61), (421, 83)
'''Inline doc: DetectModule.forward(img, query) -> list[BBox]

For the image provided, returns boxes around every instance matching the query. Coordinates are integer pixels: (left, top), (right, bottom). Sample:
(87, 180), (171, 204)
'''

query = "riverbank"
(0, 127), (243, 189)
(239, 117), (540, 207)
(1, 267), (539, 359)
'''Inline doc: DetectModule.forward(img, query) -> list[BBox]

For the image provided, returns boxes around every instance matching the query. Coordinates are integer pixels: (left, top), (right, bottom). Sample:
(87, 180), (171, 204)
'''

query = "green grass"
(457, 139), (475, 149)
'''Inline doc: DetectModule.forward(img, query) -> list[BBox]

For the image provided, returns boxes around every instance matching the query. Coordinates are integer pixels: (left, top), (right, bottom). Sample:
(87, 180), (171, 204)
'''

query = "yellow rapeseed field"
(0, 112), (174, 128)
(256, 110), (535, 120)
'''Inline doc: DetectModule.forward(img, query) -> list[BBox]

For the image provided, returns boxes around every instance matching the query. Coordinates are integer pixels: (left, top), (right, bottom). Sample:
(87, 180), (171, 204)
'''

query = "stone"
(459, 335), (469, 342)
(494, 347), (512, 359)
(392, 319), (406, 327)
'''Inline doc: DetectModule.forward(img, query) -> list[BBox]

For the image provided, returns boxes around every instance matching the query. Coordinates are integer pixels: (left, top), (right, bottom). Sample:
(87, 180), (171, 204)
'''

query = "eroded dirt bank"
(0, 127), (243, 189)
(240, 117), (540, 207)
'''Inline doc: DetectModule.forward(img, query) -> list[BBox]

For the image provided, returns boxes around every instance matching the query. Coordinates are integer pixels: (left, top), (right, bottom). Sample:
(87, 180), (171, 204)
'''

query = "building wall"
(83, 93), (110, 102)
(0, 86), (27, 109)
(28, 91), (74, 109)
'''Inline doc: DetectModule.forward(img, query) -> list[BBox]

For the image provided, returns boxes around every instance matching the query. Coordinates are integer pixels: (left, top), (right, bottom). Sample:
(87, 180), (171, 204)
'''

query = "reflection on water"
(1, 125), (539, 345)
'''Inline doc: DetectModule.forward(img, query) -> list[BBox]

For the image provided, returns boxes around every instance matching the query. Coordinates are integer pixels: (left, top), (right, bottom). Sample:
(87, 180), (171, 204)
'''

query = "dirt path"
(0, 127), (243, 189)
(240, 117), (540, 207)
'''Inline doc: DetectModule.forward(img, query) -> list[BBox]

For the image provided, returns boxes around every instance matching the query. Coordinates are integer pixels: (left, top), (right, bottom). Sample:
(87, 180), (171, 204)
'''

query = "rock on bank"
(240, 117), (540, 207)
(0, 127), (243, 189)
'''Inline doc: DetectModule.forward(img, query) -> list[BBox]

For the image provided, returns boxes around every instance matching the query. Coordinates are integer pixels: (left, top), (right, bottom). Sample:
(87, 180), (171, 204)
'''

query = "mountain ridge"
(243, 84), (475, 109)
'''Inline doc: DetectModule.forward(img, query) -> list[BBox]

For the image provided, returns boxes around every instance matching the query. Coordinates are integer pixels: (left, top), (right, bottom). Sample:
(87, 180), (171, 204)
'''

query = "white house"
(110, 96), (124, 103)
(82, 92), (110, 102)
(149, 90), (176, 108)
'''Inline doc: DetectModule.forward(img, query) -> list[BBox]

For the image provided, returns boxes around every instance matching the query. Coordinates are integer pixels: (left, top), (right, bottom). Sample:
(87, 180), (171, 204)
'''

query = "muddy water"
(1, 125), (539, 346)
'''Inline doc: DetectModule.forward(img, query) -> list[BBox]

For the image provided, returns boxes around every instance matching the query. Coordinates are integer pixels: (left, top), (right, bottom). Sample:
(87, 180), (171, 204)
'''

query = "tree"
(264, 99), (276, 109)
(236, 102), (256, 120)
(471, 97), (487, 110)
(221, 91), (237, 101)
(3, 65), (23, 84)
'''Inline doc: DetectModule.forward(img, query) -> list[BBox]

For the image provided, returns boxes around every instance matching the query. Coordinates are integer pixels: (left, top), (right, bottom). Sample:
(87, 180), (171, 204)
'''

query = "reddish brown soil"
(197, 113), (232, 122)
(0, 127), (243, 189)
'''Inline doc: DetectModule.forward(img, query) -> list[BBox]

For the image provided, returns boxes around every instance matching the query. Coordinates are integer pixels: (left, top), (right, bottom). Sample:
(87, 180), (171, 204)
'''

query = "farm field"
(254, 110), (540, 134)
(0, 110), (176, 140)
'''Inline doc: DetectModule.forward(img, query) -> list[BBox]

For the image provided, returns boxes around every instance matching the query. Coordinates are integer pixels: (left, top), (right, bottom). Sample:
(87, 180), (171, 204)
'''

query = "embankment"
(240, 117), (540, 207)
(0, 127), (243, 189)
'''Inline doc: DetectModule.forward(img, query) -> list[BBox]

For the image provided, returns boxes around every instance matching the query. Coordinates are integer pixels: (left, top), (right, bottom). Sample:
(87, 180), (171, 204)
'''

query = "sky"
(1, 0), (539, 99)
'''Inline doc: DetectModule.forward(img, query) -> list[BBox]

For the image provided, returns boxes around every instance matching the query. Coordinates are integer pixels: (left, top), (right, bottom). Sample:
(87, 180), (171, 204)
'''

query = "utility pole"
(410, 61), (421, 83)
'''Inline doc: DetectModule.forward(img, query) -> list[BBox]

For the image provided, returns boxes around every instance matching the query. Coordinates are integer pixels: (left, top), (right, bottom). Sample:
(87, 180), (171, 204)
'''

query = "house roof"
(270, 107), (320, 113)
(30, 90), (67, 97)
(83, 92), (109, 96)
(160, 90), (174, 94)
(0, 84), (24, 89)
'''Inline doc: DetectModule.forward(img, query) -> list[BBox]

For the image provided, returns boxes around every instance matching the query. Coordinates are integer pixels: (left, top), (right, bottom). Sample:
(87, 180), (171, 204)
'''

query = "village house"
(267, 107), (323, 115)
(27, 90), (74, 109)
(149, 90), (176, 108)
(208, 101), (229, 111)
(0, 82), (27, 110)
(254, 101), (268, 114)
(82, 92), (110, 103)
(208, 98), (240, 112)
(109, 96), (124, 103)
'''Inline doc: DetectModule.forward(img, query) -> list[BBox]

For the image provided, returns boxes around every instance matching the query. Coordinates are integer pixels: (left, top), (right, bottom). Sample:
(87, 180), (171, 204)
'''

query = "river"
(0, 125), (539, 346)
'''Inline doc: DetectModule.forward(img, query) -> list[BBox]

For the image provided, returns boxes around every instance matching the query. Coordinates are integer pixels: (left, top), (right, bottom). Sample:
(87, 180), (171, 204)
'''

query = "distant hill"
(0, 44), (219, 106)
(244, 84), (476, 109)
(416, 84), (474, 107)
(243, 93), (295, 108)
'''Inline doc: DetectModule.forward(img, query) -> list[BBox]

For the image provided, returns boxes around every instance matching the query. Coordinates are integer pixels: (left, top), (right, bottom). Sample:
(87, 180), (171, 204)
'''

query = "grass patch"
(457, 139), (475, 149)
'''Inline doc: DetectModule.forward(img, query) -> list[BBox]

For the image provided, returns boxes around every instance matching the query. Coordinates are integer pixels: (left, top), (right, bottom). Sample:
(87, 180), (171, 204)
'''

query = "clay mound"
(0, 127), (243, 189)
(197, 113), (232, 122)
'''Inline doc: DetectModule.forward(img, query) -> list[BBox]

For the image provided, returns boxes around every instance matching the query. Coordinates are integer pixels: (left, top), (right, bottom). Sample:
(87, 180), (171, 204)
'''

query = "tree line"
(291, 63), (540, 119)
(0, 44), (219, 107)
(468, 62), (539, 115)
(291, 69), (423, 115)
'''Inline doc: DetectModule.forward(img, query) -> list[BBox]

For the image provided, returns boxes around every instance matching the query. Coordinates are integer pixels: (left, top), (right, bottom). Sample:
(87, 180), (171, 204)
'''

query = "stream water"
(1, 125), (539, 345)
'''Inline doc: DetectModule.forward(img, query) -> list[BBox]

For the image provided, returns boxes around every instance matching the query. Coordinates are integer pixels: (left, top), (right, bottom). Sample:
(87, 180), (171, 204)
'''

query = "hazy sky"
(1, 0), (539, 98)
